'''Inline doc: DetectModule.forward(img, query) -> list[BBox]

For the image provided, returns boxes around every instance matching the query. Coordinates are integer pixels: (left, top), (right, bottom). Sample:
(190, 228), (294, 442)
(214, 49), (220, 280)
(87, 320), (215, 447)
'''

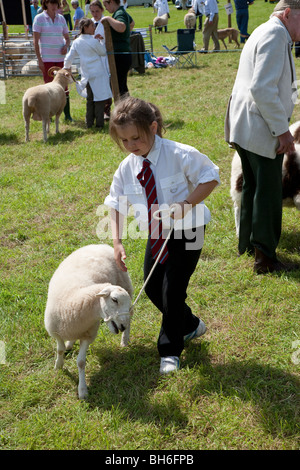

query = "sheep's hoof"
(55, 356), (64, 369)
(78, 385), (88, 400)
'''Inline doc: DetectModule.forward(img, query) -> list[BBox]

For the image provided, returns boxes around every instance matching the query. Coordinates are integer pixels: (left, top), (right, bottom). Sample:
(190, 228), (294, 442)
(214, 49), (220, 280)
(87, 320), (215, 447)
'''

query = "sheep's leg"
(55, 115), (60, 134)
(234, 203), (240, 237)
(77, 339), (91, 400)
(24, 117), (30, 142)
(54, 335), (66, 370)
(121, 326), (130, 347)
(42, 119), (48, 143)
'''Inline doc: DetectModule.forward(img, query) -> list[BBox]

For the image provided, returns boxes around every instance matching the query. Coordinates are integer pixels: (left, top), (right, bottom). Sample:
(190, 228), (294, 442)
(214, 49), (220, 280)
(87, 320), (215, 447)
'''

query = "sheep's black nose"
(120, 324), (125, 332)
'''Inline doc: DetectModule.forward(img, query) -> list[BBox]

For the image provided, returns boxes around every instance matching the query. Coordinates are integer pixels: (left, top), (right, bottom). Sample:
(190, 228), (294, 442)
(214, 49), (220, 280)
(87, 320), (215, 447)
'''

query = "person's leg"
(94, 100), (105, 129)
(202, 17), (212, 51)
(236, 144), (283, 260)
(85, 83), (95, 128)
(248, 151), (283, 261)
(114, 54), (132, 96)
(211, 14), (220, 51)
(144, 229), (202, 359)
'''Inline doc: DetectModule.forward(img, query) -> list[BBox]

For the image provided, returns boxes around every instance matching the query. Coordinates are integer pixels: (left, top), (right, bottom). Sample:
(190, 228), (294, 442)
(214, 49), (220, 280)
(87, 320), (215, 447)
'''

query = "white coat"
(225, 16), (296, 159)
(64, 34), (112, 101)
(154, 0), (169, 17)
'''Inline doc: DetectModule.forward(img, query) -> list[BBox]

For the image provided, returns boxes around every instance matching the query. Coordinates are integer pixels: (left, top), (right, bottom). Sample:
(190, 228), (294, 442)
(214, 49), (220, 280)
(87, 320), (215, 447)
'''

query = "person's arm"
(129, 18), (135, 31)
(171, 180), (219, 219)
(111, 209), (127, 271)
(33, 31), (44, 73)
(61, 32), (70, 55)
(277, 130), (295, 155)
(101, 16), (126, 33)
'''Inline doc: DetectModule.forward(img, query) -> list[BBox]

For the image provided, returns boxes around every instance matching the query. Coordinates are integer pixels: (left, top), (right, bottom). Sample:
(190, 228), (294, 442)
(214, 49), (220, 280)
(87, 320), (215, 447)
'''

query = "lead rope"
(130, 208), (174, 311)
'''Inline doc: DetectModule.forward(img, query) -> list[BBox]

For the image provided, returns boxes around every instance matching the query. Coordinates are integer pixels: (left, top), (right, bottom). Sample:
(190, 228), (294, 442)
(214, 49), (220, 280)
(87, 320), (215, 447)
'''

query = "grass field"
(0, 1), (299, 450)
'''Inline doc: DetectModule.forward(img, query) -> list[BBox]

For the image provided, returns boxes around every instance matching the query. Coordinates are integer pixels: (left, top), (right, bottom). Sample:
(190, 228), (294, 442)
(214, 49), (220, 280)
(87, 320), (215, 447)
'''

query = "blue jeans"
(236, 8), (249, 43)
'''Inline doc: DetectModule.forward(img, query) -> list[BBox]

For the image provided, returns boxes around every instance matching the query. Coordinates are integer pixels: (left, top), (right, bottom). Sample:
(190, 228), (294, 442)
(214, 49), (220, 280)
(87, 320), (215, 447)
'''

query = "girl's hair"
(78, 17), (94, 34)
(42, 0), (61, 9)
(90, 0), (104, 9)
(109, 96), (165, 149)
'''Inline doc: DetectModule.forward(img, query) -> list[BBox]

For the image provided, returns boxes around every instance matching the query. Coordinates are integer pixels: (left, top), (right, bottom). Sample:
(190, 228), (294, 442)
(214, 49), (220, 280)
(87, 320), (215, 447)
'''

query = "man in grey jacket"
(225, 0), (300, 274)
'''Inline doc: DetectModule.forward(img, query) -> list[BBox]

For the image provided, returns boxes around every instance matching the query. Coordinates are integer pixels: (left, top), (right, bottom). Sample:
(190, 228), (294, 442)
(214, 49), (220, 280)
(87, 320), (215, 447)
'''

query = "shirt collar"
(44, 11), (58, 21)
(143, 134), (162, 166)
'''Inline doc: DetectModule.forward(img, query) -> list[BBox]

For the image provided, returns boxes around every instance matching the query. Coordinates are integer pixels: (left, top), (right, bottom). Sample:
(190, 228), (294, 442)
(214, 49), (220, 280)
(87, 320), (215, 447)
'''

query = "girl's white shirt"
(105, 135), (220, 234)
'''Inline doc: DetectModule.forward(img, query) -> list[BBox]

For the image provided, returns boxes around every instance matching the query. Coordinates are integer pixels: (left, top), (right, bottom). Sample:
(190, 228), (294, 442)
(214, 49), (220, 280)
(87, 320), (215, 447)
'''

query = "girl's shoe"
(184, 319), (206, 342)
(160, 356), (180, 374)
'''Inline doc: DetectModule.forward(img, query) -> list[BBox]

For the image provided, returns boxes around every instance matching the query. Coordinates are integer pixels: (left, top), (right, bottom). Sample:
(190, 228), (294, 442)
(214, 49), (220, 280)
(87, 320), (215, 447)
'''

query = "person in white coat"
(225, 0), (300, 273)
(64, 17), (112, 129)
(90, 0), (112, 120)
(192, 0), (205, 30)
(154, 0), (169, 32)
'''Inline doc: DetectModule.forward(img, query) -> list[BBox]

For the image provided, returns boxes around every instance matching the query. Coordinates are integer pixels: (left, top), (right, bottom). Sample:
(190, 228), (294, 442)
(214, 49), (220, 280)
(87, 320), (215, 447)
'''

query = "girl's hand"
(94, 33), (104, 40)
(170, 201), (191, 220)
(114, 241), (127, 272)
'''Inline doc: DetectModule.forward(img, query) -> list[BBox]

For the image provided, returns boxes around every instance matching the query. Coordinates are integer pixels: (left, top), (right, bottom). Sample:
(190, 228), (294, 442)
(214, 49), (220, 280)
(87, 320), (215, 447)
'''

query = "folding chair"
(163, 29), (197, 68)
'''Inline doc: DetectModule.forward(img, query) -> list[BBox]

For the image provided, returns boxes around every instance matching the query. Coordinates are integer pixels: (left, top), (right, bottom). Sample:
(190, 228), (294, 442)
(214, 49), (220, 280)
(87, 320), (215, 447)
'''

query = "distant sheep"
(153, 13), (168, 33)
(21, 59), (40, 76)
(184, 9), (196, 29)
(44, 244), (133, 399)
(4, 41), (32, 60)
(230, 121), (300, 235)
(22, 68), (74, 143)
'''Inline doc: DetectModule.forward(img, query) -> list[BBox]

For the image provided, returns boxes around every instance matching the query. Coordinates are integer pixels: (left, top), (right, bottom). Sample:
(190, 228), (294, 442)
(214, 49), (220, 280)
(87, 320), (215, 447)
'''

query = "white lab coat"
(154, 0), (169, 17)
(64, 34), (112, 101)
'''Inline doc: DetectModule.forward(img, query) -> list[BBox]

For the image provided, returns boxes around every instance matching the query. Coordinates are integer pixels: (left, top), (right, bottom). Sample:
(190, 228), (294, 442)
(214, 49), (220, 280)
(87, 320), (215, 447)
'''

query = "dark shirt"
(234, 0), (252, 10)
(111, 6), (131, 53)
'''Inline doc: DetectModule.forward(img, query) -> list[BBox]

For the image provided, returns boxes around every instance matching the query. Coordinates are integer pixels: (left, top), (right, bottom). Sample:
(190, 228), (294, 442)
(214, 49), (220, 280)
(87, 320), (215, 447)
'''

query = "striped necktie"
(137, 159), (168, 264)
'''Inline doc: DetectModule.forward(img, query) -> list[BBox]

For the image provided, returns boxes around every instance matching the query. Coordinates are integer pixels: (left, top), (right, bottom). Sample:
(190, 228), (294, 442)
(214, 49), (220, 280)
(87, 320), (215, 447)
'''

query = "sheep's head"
(97, 285), (132, 336)
(49, 67), (75, 85)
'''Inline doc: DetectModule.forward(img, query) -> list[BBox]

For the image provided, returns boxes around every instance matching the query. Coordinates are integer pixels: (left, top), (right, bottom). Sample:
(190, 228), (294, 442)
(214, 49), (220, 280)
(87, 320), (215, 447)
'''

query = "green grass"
(0, 2), (299, 450)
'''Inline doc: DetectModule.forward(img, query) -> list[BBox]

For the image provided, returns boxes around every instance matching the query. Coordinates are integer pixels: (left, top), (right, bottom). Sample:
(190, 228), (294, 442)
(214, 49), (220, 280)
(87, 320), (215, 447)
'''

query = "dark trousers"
(115, 53), (132, 96)
(235, 144), (283, 261)
(86, 83), (105, 128)
(236, 9), (249, 43)
(144, 227), (204, 358)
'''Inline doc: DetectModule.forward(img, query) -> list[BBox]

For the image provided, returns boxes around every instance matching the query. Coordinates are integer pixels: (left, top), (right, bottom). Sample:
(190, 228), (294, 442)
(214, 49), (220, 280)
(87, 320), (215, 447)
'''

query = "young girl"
(64, 18), (112, 129)
(104, 97), (220, 374)
(90, 0), (112, 120)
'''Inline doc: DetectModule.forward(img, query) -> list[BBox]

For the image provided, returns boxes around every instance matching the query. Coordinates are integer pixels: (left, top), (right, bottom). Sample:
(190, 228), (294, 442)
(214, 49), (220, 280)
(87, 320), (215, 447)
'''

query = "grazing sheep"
(184, 9), (196, 29)
(153, 13), (168, 33)
(22, 68), (74, 143)
(44, 244), (133, 399)
(230, 121), (300, 235)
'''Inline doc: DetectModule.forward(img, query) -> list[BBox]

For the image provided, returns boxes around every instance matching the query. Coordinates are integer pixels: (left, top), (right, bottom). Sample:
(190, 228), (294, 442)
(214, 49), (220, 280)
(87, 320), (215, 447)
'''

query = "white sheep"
(184, 9), (196, 29)
(153, 13), (168, 33)
(230, 121), (300, 235)
(21, 59), (40, 76)
(44, 244), (134, 399)
(22, 68), (74, 143)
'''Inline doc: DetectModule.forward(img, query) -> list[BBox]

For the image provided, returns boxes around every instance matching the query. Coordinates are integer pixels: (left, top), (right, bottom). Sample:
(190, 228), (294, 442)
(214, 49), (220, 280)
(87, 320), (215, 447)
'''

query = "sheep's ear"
(96, 287), (111, 298)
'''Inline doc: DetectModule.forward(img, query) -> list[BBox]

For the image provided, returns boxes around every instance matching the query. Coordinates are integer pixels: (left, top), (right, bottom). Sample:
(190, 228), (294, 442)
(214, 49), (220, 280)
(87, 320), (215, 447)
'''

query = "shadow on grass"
(80, 341), (300, 439)
(279, 229), (300, 254)
(0, 132), (20, 145)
